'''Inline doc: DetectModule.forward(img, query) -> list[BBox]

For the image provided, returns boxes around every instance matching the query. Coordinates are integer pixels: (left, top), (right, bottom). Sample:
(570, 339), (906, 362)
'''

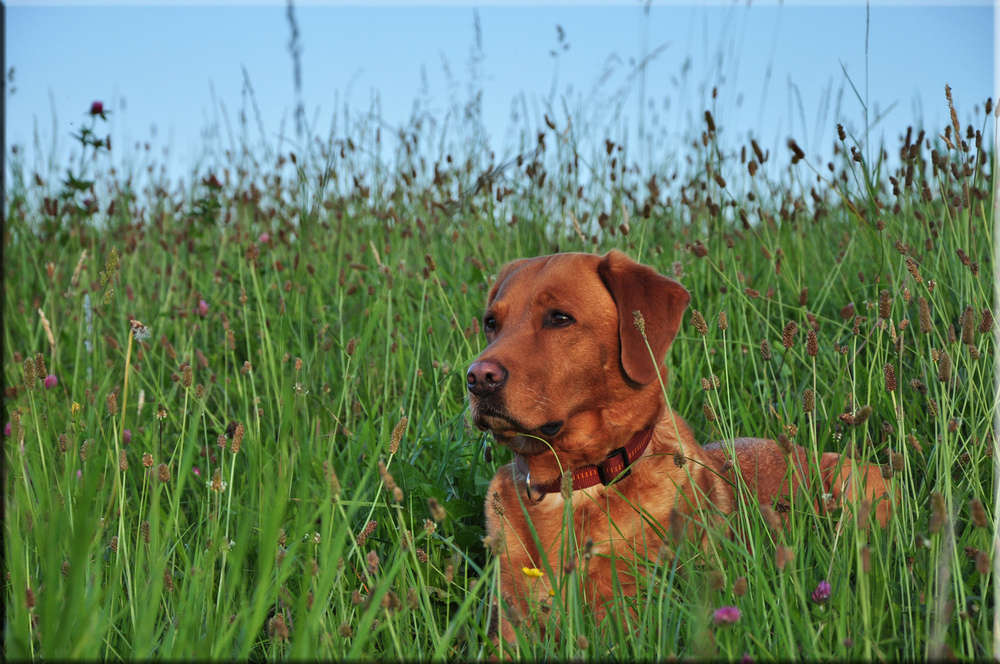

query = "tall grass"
(3, 48), (996, 659)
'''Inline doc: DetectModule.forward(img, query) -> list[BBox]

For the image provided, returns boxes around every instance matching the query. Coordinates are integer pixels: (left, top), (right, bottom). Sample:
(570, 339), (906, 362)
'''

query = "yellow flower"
(548, 588), (556, 597)
(522, 567), (544, 578)
(71, 402), (82, 418)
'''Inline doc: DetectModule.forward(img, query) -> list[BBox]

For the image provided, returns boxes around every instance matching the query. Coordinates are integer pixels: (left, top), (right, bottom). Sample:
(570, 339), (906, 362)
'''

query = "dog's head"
(467, 250), (690, 461)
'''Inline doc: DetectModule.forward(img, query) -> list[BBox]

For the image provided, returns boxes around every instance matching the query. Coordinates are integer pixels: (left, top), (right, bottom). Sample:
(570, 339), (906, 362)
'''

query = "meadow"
(3, 76), (996, 659)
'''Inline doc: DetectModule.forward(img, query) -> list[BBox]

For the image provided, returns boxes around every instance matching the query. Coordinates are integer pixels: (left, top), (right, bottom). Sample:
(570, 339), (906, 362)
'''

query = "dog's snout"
(467, 360), (508, 396)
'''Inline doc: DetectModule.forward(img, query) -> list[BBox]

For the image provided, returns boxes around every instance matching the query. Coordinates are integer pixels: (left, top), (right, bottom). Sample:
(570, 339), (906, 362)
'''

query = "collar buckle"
(596, 446), (631, 486)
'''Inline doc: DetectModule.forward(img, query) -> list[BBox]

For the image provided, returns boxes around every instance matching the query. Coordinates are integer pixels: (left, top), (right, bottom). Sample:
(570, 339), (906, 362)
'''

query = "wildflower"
(712, 606), (741, 626)
(3, 422), (9, 437)
(811, 580), (831, 604)
(122, 429), (132, 446)
(142, 453), (153, 468)
(192, 467), (201, 478)
(208, 468), (227, 493)
(259, 232), (271, 243)
(197, 300), (209, 317)
(44, 374), (57, 389)
(130, 319), (151, 342)
(522, 567), (544, 579)
(89, 101), (104, 116)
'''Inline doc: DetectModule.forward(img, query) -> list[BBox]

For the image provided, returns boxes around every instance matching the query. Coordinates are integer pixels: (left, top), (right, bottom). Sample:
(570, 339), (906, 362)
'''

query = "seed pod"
(691, 310), (709, 335)
(782, 321), (797, 349)
(918, 297), (932, 333)
(884, 364), (897, 392)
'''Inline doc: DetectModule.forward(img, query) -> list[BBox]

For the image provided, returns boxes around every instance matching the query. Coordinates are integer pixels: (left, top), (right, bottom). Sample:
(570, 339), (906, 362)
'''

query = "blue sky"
(6, 1), (995, 182)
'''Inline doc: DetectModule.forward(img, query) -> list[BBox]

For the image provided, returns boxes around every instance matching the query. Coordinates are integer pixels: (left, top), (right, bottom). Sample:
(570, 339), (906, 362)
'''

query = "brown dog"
(467, 250), (892, 642)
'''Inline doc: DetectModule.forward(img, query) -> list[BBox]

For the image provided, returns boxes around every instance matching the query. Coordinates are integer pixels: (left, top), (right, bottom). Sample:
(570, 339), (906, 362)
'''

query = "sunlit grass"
(3, 73), (995, 659)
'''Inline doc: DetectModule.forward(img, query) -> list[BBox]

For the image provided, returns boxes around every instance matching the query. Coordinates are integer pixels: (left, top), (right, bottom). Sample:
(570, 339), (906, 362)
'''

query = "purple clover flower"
(713, 606), (741, 626)
(812, 579), (832, 604)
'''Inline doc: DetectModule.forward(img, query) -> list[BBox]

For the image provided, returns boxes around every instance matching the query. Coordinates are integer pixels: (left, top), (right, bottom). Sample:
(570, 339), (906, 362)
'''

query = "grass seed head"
(717, 310), (728, 331)
(429, 497), (447, 522)
(34, 353), (47, 380)
(389, 415), (407, 454)
(970, 498), (987, 528)
(781, 320), (797, 349)
(23, 357), (35, 389)
(157, 463), (171, 483)
(759, 339), (772, 362)
(929, 491), (947, 534)
(231, 423), (245, 453)
(691, 310), (709, 335)
(919, 297), (932, 333)
(119, 449), (128, 471)
(979, 308), (994, 334)
(883, 363), (897, 392)
(776, 433), (793, 455)
(803, 389), (815, 413)
(776, 545), (793, 571)
(878, 289), (892, 320)
(937, 350), (952, 383)
(703, 402), (717, 422)
(961, 305), (975, 344)
(905, 257), (923, 283)
(806, 330), (818, 357)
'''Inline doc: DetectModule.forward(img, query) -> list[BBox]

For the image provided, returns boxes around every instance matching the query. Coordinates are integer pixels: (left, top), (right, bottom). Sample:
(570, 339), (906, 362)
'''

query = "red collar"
(516, 428), (654, 497)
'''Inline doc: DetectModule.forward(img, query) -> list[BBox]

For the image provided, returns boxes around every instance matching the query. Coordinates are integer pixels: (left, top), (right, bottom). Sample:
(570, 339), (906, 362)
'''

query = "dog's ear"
(486, 258), (531, 306)
(598, 250), (690, 384)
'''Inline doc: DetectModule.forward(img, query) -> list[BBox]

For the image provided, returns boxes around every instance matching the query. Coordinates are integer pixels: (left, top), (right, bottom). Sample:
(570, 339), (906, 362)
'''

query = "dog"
(467, 250), (892, 642)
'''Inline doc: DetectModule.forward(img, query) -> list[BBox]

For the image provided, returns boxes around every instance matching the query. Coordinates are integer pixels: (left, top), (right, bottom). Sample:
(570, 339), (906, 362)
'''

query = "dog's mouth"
(471, 403), (564, 453)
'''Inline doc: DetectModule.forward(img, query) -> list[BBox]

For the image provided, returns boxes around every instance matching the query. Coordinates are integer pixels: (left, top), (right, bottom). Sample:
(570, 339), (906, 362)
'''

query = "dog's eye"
(546, 311), (575, 328)
(483, 315), (497, 332)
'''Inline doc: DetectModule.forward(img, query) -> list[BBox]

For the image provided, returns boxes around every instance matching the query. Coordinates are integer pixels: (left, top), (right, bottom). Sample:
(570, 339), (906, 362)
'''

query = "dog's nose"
(467, 360), (508, 396)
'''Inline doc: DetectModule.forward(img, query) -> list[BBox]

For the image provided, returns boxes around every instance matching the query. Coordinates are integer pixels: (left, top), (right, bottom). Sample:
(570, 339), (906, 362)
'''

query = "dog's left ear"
(598, 250), (691, 384)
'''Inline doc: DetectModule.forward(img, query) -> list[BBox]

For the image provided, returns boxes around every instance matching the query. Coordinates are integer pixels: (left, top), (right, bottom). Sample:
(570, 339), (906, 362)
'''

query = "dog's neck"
(514, 428), (654, 500)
